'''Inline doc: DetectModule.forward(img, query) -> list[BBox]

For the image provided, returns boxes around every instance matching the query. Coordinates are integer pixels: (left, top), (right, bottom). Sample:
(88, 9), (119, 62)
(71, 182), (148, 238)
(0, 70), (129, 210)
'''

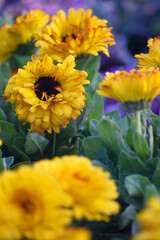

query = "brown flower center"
(34, 76), (61, 101)
(62, 34), (77, 42)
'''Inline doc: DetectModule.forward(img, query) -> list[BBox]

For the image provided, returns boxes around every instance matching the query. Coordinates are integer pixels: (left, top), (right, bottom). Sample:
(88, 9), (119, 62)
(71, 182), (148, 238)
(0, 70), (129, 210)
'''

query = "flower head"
(0, 9), (50, 64)
(35, 8), (115, 62)
(34, 155), (120, 222)
(132, 196), (160, 240)
(97, 68), (160, 111)
(3, 54), (89, 133)
(0, 165), (72, 239)
(135, 36), (160, 68)
(51, 227), (91, 240)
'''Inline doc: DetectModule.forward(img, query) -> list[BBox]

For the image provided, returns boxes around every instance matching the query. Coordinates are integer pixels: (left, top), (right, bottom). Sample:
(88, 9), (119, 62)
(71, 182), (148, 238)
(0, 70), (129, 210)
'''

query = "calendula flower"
(3, 54), (89, 133)
(97, 68), (160, 111)
(34, 155), (120, 222)
(0, 9), (50, 64)
(0, 204), (20, 240)
(135, 36), (160, 68)
(132, 196), (160, 240)
(51, 227), (91, 240)
(35, 8), (115, 63)
(0, 165), (72, 240)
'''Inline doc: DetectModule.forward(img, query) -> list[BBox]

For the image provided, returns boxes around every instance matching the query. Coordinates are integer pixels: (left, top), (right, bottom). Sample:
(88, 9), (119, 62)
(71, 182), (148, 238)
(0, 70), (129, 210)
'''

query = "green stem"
(134, 110), (142, 134)
(52, 131), (56, 156)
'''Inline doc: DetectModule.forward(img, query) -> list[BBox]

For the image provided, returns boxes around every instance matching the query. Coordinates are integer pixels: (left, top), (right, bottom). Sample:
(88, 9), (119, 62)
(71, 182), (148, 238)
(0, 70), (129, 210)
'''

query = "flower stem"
(134, 110), (142, 134)
(53, 131), (56, 156)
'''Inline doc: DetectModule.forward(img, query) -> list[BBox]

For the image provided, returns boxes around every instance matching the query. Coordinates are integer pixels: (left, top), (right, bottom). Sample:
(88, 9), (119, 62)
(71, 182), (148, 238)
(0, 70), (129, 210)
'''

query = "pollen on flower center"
(34, 76), (61, 101)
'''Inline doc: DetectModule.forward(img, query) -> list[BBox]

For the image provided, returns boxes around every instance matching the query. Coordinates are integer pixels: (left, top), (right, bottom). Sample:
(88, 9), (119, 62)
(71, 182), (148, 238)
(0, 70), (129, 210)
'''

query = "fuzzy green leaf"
(133, 131), (149, 160)
(119, 205), (136, 229)
(82, 136), (106, 159)
(24, 132), (49, 155)
(125, 174), (150, 197)
(119, 151), (149, 175)
(0, 120), (18, 146)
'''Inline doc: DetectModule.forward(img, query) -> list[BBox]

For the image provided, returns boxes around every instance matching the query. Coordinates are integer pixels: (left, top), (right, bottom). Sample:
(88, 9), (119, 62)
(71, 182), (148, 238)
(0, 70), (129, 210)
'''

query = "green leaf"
(92, 160), (110, 171)
(144, 184), (158, 204)
(97, 118), (129, 155)
(0, 120), (18, 146)
(55, 146), (72, 156)
(153, 161), (160, 188)
(9, 146), (31, 163)
(0, 108), (7, 121)
(133, 131), (149, 160)
(13, 136), (26, 152)
(105, 109), (121, 122)
(82, 136), (106, 159)
(119, 205), (136, 229)
(119, 151), (149, 175)
(125, 174), (150, 197)
(24, 132), (49, 155)
(90, 119), (99, 137)
(118, 116), (128, 136)
(86, 93), (103, 131)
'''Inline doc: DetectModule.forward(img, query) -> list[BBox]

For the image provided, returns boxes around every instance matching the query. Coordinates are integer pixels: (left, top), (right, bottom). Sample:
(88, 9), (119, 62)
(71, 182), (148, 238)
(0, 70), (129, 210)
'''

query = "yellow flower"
(132, 196), (160, 240)
(51, 227), (91, 240)
(0, 139), (2, 147)
(34, 155), (120, 222)
(0, 203), (20, 240)
(135, 36), (160, 68)
(35, 8), (115, 62)
(0, 9), (50, 64)
(97, 68), (160, 111)
(3, 54), (89, 133)
(0, 165), (72, 240)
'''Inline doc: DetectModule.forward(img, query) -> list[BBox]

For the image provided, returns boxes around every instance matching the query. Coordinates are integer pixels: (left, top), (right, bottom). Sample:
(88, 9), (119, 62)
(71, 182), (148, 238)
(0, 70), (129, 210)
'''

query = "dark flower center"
(62, 34), (77, 42)
(34, 76), (61, 101)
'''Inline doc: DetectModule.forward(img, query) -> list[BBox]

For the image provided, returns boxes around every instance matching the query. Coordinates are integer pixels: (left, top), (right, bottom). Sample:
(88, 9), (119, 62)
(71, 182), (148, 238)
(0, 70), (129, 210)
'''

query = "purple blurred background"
(1, 0), (160, 116)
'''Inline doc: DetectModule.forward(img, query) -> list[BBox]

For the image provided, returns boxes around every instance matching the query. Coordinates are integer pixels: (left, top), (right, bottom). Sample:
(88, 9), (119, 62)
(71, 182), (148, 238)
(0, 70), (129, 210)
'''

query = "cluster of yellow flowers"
(0, 155), (120, 239)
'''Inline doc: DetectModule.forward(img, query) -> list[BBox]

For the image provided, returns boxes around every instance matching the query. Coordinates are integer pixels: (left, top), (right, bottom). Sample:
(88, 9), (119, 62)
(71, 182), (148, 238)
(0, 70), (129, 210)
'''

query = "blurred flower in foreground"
(97, 68), (160, 111)
(0, 9), (50, 64)
(35, 8), (115, 63)
(0, 165), (72, 240)
(135, 36), (160, 68)
(3, 54), (89, 133)
(34, 155), (120, 221)
(51, 227), (91, 240)
(132, 196), (160, 240)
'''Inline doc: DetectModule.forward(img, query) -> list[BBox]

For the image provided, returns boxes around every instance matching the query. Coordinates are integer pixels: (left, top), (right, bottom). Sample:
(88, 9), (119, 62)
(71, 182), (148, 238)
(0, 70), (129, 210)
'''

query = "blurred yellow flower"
(135, 36), (160, 68)
(3, 54), (89, 133)
(0, 9), (50, 64)
(35, 8), (115, 62)
(0, 203), (20, 240)
(0, 165), (72, 239)
(51, 227), (91, 240)
(132, 196), (160, 240)
(0, 139), (2, 147)
(34, 155), (120, 222)
(97, 68), (160, 111)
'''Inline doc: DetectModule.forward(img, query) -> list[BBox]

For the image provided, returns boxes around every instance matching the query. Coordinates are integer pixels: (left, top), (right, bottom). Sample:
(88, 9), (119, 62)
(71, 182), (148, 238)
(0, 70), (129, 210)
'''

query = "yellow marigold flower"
(97, 68), (160, 111)
(0, 203), (21, 240)
(35, 8), (115, 62)
(0, 9), (50, 64)
(3, 54), (89, 133)
(34, 155), (120, 222)
(0, 165), (72, 240)
(51, 227), (91, 240)
(132, 196), (160, 240)
(135, 36), (160, 68)
(0, 138), (2, 147)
